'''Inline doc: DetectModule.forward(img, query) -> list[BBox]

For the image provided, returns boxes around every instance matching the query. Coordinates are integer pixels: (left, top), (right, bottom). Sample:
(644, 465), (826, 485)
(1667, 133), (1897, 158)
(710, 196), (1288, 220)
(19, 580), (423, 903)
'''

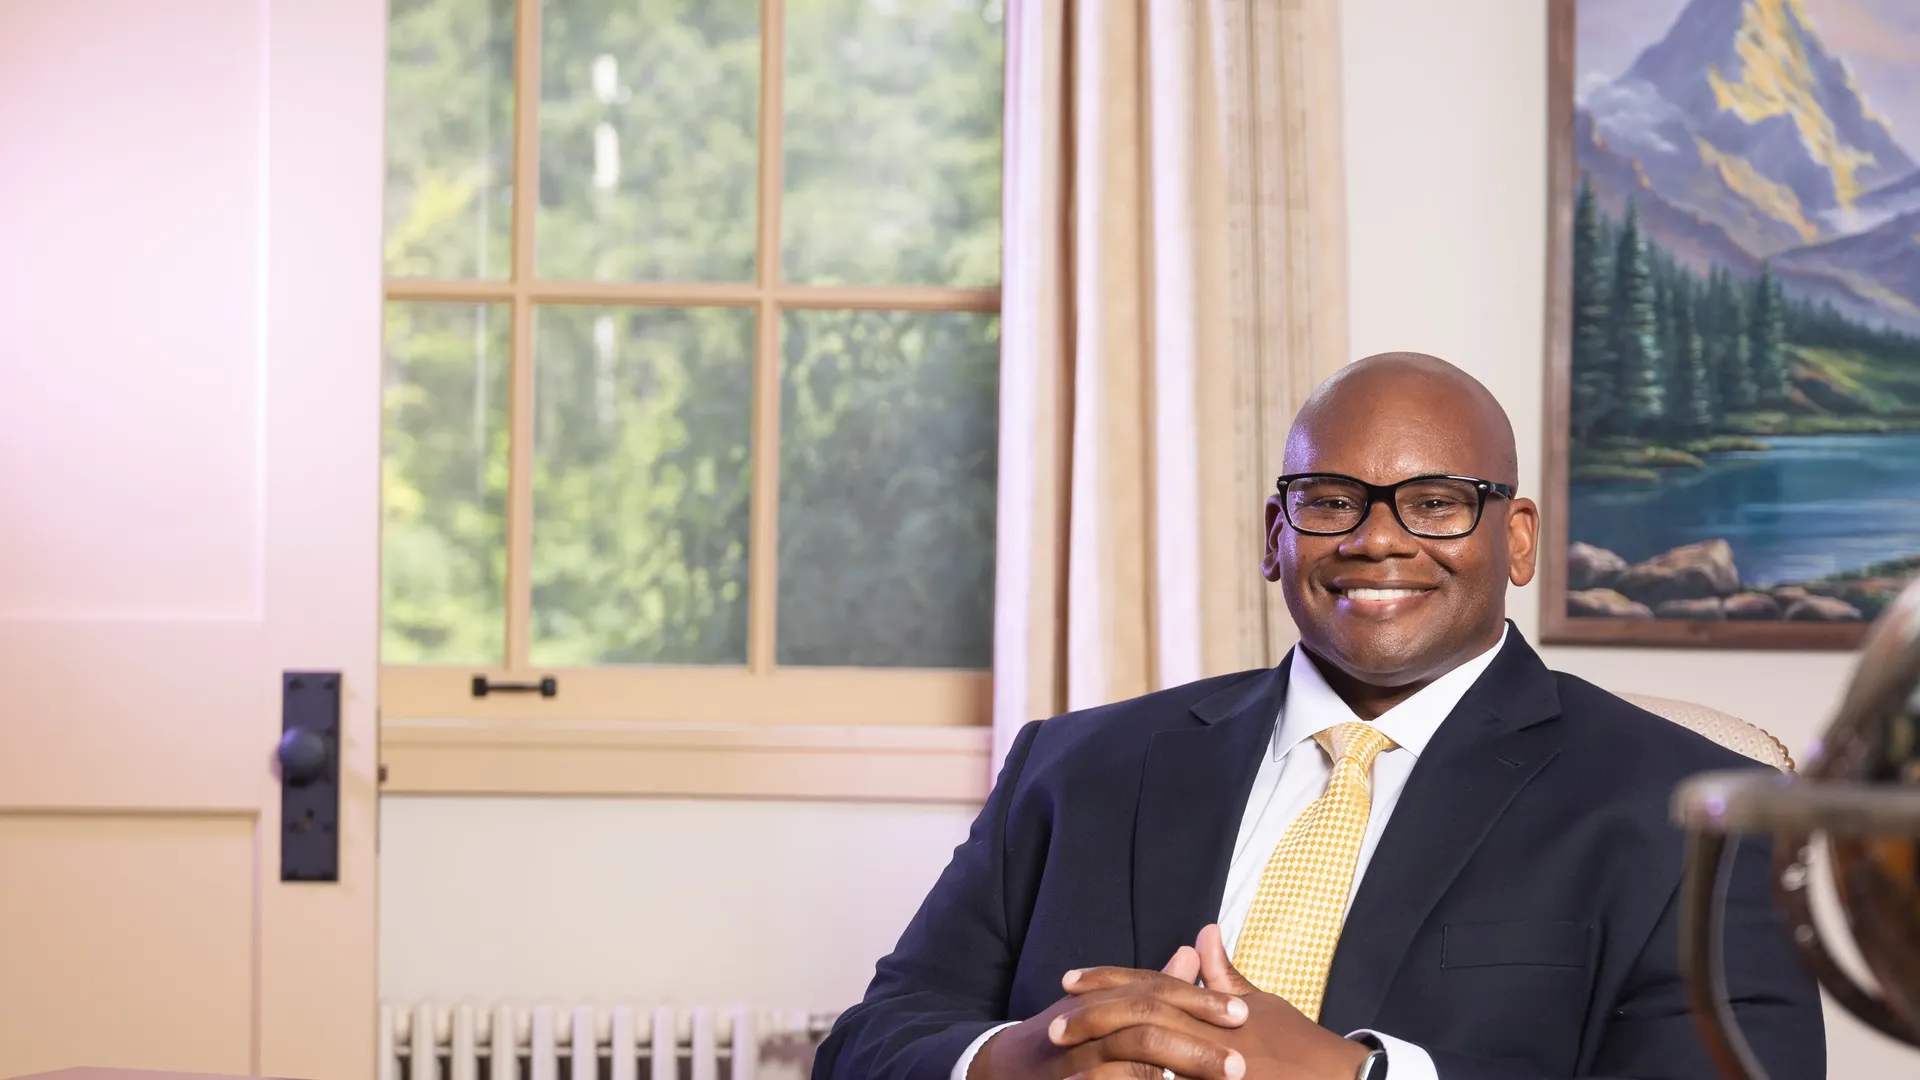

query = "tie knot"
(1313, 721), (1396, 768)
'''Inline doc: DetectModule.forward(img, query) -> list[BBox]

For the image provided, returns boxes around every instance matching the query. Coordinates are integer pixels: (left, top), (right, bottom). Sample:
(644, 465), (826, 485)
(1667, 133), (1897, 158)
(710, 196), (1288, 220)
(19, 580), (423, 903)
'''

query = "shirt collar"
(1273, 624), (1510, 762)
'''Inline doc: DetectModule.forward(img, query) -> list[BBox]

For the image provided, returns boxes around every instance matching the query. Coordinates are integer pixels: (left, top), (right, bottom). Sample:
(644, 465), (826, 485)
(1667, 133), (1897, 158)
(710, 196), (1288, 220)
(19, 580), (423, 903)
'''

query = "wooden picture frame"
(1539, 0), (1920, 650)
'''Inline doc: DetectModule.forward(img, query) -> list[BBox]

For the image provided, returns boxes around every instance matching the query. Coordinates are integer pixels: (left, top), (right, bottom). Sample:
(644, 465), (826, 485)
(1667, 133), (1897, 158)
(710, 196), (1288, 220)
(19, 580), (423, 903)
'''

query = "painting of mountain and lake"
(1545, 0), (1920, 647)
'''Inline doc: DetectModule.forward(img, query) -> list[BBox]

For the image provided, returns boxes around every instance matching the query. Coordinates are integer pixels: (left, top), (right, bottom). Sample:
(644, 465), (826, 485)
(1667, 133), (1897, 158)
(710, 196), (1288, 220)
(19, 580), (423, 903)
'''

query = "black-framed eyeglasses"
(1274, 472), (1514, 539)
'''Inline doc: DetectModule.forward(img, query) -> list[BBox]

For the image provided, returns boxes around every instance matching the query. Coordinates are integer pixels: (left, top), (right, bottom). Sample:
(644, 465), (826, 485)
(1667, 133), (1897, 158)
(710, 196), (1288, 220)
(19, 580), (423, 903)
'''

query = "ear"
(1507, 496), (1539, 588)
(1262, 497), (1287, 582)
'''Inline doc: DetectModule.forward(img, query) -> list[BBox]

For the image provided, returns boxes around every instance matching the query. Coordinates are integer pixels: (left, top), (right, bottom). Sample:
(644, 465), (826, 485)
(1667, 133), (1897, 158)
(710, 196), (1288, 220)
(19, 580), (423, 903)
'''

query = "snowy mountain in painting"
(1576, 0), (1920, 328)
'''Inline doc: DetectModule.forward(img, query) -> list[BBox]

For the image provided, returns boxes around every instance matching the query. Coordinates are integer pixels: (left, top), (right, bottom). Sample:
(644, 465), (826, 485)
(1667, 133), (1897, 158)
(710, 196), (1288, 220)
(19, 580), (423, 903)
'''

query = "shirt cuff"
(951, 1022), (1021, 1080)
(1346, 1029), (1438, 1080)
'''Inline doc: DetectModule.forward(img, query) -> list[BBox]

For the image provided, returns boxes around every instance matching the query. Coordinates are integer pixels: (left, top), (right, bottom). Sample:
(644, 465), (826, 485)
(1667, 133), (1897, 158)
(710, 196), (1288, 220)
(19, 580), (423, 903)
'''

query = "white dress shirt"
(951, 626), (1509, 1080)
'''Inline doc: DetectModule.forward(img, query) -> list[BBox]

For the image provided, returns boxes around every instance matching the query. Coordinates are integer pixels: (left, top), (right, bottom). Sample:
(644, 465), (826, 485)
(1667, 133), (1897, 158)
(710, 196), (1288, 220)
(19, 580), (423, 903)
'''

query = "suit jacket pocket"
(1441, 920), (1590, 970)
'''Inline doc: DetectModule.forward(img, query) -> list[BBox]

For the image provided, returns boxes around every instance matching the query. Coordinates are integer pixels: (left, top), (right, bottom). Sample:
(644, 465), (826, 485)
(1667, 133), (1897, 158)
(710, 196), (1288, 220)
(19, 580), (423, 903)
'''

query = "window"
(380, 0), (1004, 729)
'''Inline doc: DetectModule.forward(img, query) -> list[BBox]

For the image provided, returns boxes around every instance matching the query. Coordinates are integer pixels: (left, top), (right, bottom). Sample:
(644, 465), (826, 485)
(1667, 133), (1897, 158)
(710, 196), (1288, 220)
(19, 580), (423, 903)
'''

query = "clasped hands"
(971, 925), (1370, 1080)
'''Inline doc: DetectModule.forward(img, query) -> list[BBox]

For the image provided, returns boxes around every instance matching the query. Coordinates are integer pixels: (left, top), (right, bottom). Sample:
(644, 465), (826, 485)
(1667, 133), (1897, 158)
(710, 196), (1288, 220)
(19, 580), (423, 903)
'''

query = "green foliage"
(777, 311), (999, 667)
(783, 0), (1004, 285)
(1567, 171), (1920, 485)
(1788, 345), (1912, 414)
(1751, 262), (1791, 405)
(1610, 203), (1665, 436)
(1641, 445), (1705, 468)
(385, 0), (514, 279)
(381, 0), (1006, 668)
(382, 302), (510, 664)
(529, 307), (755, 665)
(1715, 274), (1759, 413)
(1680, 435), (1769, 453)
(1670, 292), (1713, 435)
(1569, 464), (1660, 484)
(1719, 412), (1920, 436)
(1570, 177), (1615, 439)
(1573, 442), (1703, 470)
(538, 0), (762, 281)
(1789, 297), (1920, 360)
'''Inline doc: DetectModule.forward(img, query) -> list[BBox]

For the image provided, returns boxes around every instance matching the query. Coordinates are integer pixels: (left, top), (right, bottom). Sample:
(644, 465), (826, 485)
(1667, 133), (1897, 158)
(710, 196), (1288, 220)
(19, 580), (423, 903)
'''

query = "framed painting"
(1542, 0), (1920, 648)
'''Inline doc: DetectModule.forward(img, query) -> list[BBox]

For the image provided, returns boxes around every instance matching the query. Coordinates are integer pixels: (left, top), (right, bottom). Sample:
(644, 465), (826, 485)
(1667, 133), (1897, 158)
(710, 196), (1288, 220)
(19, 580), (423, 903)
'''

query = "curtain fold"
(993, 0), (1349, 774)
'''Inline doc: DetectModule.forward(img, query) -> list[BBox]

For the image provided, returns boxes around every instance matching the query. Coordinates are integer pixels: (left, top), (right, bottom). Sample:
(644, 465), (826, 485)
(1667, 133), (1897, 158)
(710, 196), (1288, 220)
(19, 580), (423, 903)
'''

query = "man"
(813, 354), (1823, 1080)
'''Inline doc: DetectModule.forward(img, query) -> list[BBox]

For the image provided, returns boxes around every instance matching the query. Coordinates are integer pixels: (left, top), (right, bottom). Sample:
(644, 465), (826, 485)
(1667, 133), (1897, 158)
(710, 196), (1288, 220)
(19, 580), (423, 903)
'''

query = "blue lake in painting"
(1568, 434), (1920, 587)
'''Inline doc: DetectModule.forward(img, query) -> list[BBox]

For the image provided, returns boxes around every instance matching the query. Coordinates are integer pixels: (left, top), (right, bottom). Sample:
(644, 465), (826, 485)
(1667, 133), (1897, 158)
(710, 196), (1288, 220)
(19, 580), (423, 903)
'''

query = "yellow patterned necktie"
(1231, 721), (1397, 1021)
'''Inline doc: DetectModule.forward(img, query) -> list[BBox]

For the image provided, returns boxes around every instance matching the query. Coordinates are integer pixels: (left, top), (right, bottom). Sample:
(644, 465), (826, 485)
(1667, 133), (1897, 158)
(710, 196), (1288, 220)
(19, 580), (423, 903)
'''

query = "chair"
(1617, 692), (1795, 773)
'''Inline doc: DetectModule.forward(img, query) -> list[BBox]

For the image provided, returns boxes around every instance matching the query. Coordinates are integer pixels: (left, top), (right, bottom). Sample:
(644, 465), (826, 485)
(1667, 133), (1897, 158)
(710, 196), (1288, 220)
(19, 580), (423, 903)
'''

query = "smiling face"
(1263, 355), (1539, 694)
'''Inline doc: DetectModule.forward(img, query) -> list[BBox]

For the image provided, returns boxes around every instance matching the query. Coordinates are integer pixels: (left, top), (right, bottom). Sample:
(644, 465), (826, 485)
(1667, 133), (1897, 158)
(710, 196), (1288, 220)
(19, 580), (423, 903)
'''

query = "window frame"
(380, 0), (1002, 738)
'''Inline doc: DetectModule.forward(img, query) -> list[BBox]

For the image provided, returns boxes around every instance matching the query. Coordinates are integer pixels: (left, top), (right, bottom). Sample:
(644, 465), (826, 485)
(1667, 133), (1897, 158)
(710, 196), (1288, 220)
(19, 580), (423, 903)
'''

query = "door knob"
(280, 672), (340, 881)
(277, 727), (329, 786)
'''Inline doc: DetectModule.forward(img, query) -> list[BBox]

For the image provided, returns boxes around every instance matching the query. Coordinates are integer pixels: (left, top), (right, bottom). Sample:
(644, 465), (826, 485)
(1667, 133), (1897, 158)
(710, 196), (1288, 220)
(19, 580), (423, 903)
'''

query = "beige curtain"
(992, 0), (1350, 771)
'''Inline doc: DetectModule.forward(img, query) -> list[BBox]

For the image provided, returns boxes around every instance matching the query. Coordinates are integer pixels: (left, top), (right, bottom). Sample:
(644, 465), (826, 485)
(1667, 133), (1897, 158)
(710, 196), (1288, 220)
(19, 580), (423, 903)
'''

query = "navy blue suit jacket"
(812, 630), (1824, 1080)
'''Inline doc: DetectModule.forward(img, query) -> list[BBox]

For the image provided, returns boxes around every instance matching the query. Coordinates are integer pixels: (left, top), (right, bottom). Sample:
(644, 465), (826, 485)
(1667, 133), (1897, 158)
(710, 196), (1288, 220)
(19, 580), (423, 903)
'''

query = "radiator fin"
(382, 1003), (837, 1080)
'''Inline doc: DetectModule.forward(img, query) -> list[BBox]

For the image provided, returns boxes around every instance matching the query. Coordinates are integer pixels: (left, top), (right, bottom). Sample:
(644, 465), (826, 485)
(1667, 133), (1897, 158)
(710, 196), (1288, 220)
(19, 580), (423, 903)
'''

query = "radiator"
(379, 1003), (840, 1080)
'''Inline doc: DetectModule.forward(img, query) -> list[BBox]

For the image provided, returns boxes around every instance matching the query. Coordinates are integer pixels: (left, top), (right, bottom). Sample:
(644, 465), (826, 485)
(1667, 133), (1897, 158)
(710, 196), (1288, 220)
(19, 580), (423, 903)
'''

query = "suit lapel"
(1131, 661), (1289, 970)
(1317, 630), (1566, 1035)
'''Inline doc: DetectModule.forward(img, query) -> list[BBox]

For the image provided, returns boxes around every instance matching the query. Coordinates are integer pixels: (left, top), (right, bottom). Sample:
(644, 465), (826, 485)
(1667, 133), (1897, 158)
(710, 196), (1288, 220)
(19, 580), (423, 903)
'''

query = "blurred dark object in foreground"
(1676, 574), (1920, 1078)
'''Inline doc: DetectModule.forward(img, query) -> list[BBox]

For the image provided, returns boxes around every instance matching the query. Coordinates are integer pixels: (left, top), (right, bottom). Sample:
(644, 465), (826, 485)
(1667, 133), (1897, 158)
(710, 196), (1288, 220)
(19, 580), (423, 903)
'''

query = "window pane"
(383, 302), (510, 664)
(778, 310), (998, 667)
(385, 0), (514, 279)
(782, 0), (1004, 286)
(532, 306), (755, 664)
(538, 1), (760, 282)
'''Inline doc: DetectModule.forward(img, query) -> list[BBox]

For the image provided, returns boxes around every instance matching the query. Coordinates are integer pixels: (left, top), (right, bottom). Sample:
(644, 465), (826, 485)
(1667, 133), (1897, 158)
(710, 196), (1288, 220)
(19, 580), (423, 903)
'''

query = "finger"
(1064, 966), (1158, 994)
(1050, 989), (1247, 1050)
(1052, 991), (1198, 1045)
(1062, 969), (1245, 1026)
(1067, 1063), (1185, 1080)
(1067, 1063), (1178, 1080)
(1194, 925), (1255, 995)
(1060, 973), (1247, 1027)
(1090, 1023), (1246, 1080)
(1161, 946), (1199, 984)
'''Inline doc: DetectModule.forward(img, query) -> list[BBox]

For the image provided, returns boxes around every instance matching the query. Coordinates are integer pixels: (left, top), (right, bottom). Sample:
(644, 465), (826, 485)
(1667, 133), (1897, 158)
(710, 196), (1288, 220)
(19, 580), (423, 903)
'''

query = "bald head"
(1264, 350), (1537, 707)
(1286, 352), (1518, 487)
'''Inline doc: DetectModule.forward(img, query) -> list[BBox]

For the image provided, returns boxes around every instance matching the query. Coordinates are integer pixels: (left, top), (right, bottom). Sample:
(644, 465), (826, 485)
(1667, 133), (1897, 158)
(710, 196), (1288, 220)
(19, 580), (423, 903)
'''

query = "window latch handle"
(471, 675), (558, 699)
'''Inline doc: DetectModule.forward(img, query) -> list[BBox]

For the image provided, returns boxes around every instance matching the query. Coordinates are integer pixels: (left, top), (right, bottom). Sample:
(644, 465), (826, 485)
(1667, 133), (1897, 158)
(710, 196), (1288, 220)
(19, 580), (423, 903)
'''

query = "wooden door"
(0, 2), (384, 1077)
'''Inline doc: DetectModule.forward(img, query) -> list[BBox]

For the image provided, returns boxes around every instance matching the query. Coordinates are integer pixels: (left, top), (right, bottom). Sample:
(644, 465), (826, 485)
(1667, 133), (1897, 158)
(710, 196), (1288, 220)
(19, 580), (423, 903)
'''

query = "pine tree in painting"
(1674, 291), (1713, 434)
(1698, 267), (1726, 423)
(1720, 284), (1758, 413)
(1569, 175), (1615, 439)
(1657, 271), (1686, 433)
(1751, 262), (1791, 405)
(1610, 202), (1664, 436)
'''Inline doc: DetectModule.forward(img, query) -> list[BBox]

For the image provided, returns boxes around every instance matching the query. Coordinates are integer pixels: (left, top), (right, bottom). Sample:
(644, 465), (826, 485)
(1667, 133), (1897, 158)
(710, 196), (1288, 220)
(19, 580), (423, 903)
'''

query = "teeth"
(1346, 588), (1424, 600)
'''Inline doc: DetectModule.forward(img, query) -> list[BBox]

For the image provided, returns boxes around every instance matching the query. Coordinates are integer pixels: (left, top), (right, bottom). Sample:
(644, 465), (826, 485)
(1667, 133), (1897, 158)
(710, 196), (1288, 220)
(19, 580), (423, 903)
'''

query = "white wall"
(379, 795), (974, 1010)
(1339, 0), (1910, 1073)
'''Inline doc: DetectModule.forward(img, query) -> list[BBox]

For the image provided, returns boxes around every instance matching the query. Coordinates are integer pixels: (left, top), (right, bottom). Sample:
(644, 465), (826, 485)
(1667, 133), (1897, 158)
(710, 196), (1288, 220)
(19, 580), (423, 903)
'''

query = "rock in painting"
(1568, 542), (1628, 590)
(1569, 588), (1655, 618)
(1784, 596), (1865, 622)
(1655, 597), (1724, 619)
(1612, 540), (1740, 605)
(1723, 592), (1783, 620)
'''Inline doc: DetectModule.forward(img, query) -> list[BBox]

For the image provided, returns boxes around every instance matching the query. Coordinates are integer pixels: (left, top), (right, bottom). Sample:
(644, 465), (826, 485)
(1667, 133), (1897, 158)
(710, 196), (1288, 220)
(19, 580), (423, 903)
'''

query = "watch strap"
(1350, 1034), (1387, 1080)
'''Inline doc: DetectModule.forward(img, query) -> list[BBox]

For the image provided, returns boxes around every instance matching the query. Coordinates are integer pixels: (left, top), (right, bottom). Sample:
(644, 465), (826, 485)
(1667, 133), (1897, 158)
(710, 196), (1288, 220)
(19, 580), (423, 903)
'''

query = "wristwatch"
(1350, 1035), (1388, 1080)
